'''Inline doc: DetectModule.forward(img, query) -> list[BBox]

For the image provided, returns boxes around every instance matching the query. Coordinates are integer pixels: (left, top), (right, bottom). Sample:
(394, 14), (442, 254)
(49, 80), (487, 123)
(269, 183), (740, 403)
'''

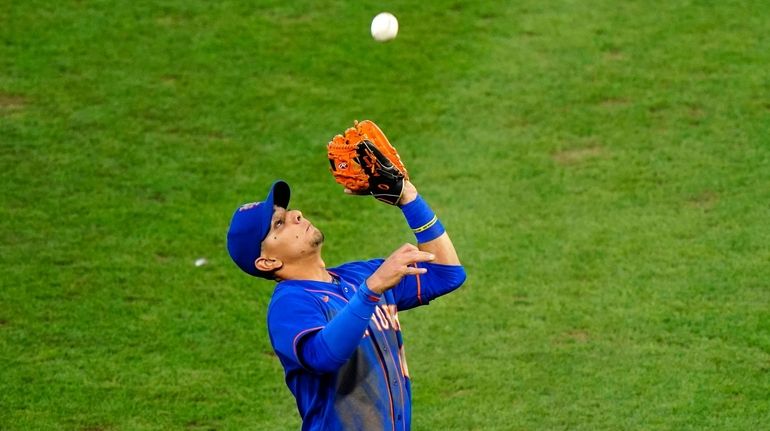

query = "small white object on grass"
(194, 258), (208, 267)
(371, 12), (399, 42)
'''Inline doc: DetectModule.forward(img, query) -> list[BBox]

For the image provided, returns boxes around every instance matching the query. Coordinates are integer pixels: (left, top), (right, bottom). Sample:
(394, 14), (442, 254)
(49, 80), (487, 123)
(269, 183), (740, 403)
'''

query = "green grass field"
(2, 0), (769, 429)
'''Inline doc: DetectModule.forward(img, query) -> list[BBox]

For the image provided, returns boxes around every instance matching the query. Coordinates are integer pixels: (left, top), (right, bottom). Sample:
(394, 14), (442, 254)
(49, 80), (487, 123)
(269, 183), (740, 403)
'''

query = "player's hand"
(343, 180), (418, 206)
(366, 243), (435, 294)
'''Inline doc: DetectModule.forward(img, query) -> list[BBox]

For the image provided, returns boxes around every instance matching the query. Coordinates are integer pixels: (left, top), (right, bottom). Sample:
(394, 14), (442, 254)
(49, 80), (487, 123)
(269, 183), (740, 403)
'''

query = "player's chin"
(310, 229), (324, 247)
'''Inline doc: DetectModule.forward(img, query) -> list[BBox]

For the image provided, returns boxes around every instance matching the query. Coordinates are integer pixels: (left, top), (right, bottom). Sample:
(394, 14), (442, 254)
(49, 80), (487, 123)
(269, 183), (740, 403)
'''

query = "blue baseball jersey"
(266, 259), (466, 431)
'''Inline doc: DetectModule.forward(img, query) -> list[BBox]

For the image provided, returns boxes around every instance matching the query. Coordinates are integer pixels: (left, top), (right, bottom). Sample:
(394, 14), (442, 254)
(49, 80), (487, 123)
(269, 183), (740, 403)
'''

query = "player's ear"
(255, 256), (283, 273)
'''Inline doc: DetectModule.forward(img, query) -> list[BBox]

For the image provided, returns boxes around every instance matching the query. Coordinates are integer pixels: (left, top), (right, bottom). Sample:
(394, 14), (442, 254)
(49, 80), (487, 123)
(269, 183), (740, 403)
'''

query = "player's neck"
(277, 254), (332, 283)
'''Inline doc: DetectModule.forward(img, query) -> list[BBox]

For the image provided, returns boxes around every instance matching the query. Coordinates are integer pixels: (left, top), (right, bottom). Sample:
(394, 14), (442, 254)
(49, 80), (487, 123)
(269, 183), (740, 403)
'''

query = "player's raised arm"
(397, 180), (460, 266)
(326, 120), (462, 267)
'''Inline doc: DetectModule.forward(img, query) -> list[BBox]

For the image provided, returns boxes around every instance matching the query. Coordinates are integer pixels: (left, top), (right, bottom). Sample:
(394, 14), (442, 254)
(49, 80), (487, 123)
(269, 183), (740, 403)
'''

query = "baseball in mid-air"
(371, 12), (398, 42)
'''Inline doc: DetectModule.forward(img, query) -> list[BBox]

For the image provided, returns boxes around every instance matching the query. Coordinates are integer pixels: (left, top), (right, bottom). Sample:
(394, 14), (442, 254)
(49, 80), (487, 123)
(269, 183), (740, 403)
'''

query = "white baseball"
(371, 12), (398, 42)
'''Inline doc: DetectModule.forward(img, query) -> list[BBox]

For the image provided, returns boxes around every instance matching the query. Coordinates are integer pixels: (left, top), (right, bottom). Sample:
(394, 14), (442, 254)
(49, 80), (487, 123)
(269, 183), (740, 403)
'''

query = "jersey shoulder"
(267, 280), (324, 317)
(329, 259), (384, 285)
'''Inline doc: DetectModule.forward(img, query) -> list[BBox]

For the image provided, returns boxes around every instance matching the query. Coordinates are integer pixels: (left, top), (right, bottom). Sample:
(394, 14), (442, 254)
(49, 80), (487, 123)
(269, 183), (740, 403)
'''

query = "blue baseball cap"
(227, 180), (291, 278)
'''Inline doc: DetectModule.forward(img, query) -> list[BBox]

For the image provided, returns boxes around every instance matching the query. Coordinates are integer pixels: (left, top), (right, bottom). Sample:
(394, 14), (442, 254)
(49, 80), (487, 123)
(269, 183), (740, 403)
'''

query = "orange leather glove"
(327, 120), (409, 205)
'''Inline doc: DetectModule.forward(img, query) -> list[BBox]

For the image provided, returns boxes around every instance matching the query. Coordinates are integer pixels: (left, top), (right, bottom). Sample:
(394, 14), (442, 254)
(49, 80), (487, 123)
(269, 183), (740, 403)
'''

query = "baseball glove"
(327, 120), (409, 205)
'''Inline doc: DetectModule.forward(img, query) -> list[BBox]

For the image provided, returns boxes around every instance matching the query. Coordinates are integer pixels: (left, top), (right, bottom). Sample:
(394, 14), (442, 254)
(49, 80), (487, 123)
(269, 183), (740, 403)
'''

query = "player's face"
(260, 206), (324, 261)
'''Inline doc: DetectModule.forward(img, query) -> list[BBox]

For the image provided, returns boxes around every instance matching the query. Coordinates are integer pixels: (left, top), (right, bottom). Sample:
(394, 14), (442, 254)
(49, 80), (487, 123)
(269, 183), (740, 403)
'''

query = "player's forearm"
(415, 232), (460, 265)
(399, 183), (461, 266)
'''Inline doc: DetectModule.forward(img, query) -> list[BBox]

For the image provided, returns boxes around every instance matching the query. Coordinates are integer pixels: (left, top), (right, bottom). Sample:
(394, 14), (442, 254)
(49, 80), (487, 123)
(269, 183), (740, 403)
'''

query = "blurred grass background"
(1, 0), (769, 429)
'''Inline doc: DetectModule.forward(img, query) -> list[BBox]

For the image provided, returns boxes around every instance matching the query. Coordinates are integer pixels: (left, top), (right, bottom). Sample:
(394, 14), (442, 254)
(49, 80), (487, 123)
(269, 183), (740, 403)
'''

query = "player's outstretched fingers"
(404, 250), (435, 265)
(367, 244), (434, 293)
(404, 265), (428, 275)
(397, 243), (418, 252)
(395, 243), (433, 259)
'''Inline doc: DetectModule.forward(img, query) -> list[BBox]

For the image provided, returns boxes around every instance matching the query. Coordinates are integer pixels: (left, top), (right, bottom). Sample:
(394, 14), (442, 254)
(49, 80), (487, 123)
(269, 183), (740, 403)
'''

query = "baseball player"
(226, 121), (466, 430)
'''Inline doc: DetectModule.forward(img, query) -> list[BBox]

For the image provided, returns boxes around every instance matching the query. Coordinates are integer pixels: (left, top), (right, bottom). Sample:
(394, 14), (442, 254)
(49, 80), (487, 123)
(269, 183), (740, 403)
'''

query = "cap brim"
(268, 180), (290, 210)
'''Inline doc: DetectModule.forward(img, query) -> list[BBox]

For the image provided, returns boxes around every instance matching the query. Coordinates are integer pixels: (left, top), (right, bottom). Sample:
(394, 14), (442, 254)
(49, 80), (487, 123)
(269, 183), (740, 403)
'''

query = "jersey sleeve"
(267, 292), (327, 372)
(297, 284), (381, 373)
(391, 262), (466, 310)
(267, 283), (382, 374)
